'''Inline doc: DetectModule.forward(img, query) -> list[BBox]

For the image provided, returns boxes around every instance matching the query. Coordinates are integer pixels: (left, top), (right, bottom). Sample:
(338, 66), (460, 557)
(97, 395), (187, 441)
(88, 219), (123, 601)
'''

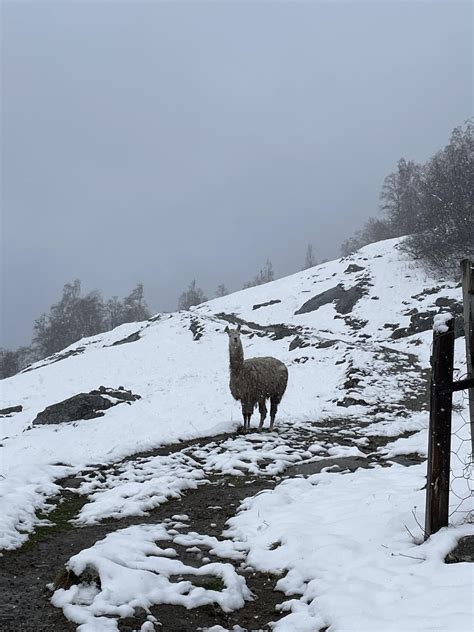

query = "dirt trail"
(0, 420), (423, 632)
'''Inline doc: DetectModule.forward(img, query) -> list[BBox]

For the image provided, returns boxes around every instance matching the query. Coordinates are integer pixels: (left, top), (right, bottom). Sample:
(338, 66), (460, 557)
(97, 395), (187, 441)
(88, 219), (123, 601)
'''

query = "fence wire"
(449, 372), (473, 525)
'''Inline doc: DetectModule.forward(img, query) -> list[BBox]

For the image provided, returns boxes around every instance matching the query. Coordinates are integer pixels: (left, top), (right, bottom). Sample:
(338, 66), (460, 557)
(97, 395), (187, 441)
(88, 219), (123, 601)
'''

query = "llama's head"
(225, 324), (242, 350)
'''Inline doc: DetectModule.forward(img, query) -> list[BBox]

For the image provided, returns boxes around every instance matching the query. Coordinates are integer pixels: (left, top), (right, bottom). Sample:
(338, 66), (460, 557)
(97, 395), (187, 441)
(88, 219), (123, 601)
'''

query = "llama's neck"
(229, 340), (244, 373)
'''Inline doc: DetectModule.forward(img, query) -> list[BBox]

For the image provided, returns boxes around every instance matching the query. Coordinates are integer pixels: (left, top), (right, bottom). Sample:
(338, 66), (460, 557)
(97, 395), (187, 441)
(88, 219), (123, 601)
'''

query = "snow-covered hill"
(1, 237), (472, 631)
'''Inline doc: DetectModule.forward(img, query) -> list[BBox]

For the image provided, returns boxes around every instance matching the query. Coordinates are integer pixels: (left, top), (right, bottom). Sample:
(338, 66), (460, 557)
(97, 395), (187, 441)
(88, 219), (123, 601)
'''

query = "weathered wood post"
(460, 260), (474, 456)
(425, 315), (455, 538)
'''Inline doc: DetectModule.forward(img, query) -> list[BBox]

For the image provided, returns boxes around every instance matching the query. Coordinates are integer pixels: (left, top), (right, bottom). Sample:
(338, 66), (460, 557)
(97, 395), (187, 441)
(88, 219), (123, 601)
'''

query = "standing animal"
(225, 324), (288, 433)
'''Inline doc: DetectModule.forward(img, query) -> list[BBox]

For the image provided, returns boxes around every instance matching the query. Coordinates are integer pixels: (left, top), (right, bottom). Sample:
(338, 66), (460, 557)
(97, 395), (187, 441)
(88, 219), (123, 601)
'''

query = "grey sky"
(1, 1), (472, 348)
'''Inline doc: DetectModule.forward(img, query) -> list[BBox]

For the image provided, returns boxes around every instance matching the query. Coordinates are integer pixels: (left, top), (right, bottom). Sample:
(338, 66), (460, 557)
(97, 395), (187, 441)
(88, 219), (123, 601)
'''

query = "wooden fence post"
(460, 260), (474, 456)
(425, 317), (455, 538)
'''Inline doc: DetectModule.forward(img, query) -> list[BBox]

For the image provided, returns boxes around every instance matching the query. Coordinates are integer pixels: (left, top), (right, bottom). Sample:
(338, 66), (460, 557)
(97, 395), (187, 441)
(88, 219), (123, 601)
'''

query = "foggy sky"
(1, 1), (472, 348)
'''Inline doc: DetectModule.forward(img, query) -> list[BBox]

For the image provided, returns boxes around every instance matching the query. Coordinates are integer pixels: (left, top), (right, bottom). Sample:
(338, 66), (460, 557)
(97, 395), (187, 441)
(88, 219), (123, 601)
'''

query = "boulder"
(295, 283), (367, 316)
(0, 405), (23, 416)
(32, 387), (140, 425)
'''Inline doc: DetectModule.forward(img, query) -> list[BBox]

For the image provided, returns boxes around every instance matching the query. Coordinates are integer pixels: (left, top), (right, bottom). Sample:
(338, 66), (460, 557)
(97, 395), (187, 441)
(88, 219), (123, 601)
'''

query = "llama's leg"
(244, 399), (254, 433)
(269, 397), (279, 431)
(258, 400), (267, 432)
(246, 407), (252, 433)
(241, 403), (247, 433)
(241, 402), (249, 433)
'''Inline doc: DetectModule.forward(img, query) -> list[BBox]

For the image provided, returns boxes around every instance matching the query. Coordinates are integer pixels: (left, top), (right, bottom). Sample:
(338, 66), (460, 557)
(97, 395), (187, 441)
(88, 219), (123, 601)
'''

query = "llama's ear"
(236, 324), (241, 332)
(224, 326), (229, 334)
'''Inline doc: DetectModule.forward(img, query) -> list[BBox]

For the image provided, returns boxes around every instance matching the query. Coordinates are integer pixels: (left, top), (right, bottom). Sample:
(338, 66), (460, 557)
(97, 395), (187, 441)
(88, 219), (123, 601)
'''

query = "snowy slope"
(0, 238), (466, 549)
(1, 237), (472, 632)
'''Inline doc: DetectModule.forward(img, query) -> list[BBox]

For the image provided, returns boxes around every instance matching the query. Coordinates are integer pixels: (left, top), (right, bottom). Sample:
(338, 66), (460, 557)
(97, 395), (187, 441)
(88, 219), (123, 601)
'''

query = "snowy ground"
(1, 238), (472, 631)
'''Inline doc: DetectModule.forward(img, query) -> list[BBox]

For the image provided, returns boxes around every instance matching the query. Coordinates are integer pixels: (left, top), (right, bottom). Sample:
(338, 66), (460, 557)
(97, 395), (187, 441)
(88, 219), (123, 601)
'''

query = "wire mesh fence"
(449, 376), (473, 525)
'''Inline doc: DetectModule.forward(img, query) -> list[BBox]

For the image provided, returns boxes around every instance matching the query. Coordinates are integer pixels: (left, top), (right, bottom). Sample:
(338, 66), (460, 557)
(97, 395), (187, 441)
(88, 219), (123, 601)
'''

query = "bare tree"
(33, 280), (106, 357)
(340, 120), (473, 272)
(402, 120), (474, 275)
(106, 296), (124, 330)
(380, 159), (423, 236)
(0, 348), (20, 379)
(178, 280), (208, 310)
(303, 244), (317, 269)
(243, 259), (275, 288)
(215, 283), (229, 298)
(123, 283), (150, 322)
(340, 217), (394, 256)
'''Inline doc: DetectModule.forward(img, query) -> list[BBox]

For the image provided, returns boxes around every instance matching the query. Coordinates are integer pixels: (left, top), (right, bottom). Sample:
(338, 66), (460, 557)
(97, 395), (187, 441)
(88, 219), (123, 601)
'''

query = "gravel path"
(0, 418), (423, 632)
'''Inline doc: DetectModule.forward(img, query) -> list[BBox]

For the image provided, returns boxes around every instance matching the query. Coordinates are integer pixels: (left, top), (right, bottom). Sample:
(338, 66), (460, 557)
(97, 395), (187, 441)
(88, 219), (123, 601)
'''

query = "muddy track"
(0, 423), (423, 632)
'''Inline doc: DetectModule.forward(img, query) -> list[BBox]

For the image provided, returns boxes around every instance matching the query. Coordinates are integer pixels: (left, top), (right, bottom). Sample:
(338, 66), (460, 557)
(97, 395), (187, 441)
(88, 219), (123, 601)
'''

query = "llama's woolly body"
(225, 324), (288, 432)
(229, 357), (288, 409)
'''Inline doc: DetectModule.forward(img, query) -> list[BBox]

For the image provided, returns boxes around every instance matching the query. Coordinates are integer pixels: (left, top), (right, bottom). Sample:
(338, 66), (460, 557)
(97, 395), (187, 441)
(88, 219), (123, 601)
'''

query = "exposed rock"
(337, 285), (370, 314)
(295, 283), (368, 316)
(391, 301), (464, 339)
(111, 331), (141, 346)
(295, 285), (344, 314)
(293, 356), (310, 364)
(411, 286), (446, 300)
(344, 376), (361, 389)
(216, 313), (302, 340)
(315, 339), (337, 349)
(344, 264), (365, 274)
(270, 324), (302, 340)
(289, 336), (309, 351)
(22, 346), (86, 373)
(32, 387), (140, 425)
(147, 314), (162, 322)
(344, 316), (368, 331)
(189, 318), (204, 341)
(90, 387), (138, 403)
(391, 311), (433, 339)
(253, 299), (282, 310)
(445, 536), (474, 564)
(434, 297), (464, 337)
(0, 405), (23, 416)
(337, 396), (370, 407)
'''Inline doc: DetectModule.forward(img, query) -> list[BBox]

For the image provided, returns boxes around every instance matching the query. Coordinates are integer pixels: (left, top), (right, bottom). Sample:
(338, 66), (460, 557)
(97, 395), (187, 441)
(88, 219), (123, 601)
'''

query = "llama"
(225, 324), (288, 433)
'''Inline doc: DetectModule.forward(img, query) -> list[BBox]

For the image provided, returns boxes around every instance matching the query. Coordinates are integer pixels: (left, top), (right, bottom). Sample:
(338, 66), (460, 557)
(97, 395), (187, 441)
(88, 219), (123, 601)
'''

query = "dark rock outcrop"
(295, 283), (367, 316)
(216, 313), (302, 340)
(253, 299), (282, 310)
(445, 536), (474, 564)
(435, 297), (464, 337)
(189, 318), (204, 341)
(289, 336), (309, 351)
(0, 405), (23, 416)
(32, 387), (140, 425)
(337, 396), (370, 408)
(391, 299), (464, 340)
(344, 264), (365, 274)
(111, 331), (141, 346)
